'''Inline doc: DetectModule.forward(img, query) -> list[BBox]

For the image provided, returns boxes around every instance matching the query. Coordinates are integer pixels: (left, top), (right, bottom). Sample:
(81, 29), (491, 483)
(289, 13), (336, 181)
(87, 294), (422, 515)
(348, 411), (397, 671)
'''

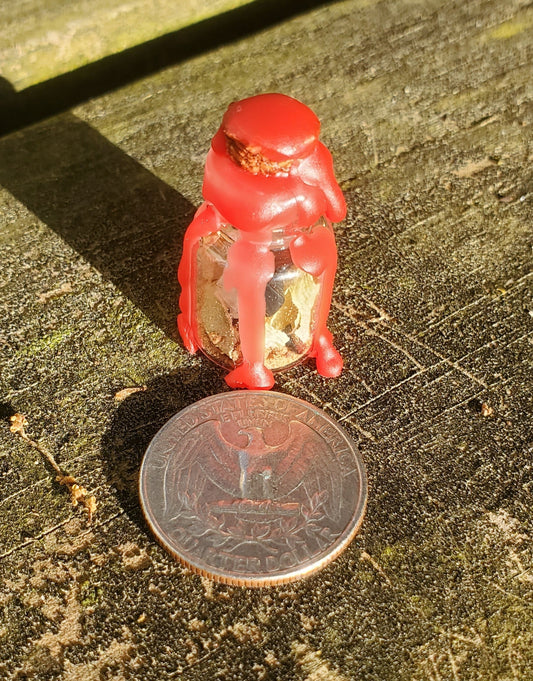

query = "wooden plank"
(0, 0), (531, 679)
(0, 0), (255, 90)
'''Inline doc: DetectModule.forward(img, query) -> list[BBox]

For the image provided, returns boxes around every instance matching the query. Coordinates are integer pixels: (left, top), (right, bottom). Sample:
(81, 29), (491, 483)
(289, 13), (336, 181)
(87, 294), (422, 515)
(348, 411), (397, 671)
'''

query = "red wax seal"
(178, 94), (346, 390)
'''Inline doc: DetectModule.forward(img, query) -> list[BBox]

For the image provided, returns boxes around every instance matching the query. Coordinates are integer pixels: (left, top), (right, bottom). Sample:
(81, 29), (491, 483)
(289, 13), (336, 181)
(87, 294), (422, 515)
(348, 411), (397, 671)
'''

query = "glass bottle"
(194, 219), (330, 373)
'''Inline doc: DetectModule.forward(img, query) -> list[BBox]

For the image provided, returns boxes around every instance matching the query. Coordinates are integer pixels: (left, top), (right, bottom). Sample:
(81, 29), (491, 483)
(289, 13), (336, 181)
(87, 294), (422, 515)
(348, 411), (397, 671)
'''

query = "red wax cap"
(222, 93), (320, 162)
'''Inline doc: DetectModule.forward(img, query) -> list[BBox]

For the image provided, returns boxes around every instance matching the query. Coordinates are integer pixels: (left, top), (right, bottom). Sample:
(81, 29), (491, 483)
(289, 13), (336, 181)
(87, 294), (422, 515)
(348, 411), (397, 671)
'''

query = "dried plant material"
(225, 134), (293, 176)
(9, 413), (96, 523)
(287, 272), (320, 346)
(453, 157), (497, 178)
(56, 477), (97, 522)
(37, 282), (73, 304)
(265, 341), (294, 370)
(84, 495), (97, 520)
(266, 270), (319, 364)
(196, 233), (320, 371)
(114, 386), (146, 402)
(57, 476), (97, 522)
(10, 413), (61, 474)
(198, 284), (239, 360)
(264, 324), (291, 351)
(196, 238), (241, 368)
(480, 402), (494, 417)
(9, 412), (27, 436)
(269, 289), (298, 334)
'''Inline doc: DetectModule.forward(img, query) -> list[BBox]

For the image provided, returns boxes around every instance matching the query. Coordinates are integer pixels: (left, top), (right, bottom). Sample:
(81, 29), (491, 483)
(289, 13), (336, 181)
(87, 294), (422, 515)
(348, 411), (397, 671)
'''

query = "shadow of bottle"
(0, 80), (195, 337)
(100, 366), (227, 531)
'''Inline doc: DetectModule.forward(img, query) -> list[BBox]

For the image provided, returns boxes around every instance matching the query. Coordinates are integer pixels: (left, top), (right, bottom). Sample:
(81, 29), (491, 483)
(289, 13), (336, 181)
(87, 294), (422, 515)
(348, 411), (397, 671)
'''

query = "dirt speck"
(41, 595), (64, 621)
(201, 576), (215, 599)
(265, 650), (280, 667)
(45, 527), (95, 556)
(228, 621), (262, 644)
(292, 642), (349, 681)
(62, 629), (135, 681)
(116, 542), (152, 570)
(29, 559), (71, 589)
(301, 614), (318, 631)
(486, 509), (527, 545)
(188, 617), (206, 632)
(36, 582), (83, 659)
(480, 402), (494, 417)
(453, 157), (497, 178)
(37, 282), (73, 304)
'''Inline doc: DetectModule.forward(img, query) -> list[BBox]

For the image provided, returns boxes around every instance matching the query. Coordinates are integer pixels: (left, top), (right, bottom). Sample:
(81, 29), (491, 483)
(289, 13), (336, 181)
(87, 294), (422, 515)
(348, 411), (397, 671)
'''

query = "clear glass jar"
(194, 221), (327, 372)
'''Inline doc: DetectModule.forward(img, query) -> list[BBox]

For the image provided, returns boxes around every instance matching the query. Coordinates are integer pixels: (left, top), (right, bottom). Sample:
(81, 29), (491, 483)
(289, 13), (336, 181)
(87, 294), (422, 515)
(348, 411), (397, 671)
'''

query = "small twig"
(9, 413), (96, 523)
(360, 550), (392, 586)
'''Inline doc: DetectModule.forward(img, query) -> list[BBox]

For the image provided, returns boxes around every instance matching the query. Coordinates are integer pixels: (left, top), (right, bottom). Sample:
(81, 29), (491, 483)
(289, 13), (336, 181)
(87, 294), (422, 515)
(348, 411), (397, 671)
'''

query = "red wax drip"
(178, 94), (346, 389)
(177, 203), (222, 352)
(223, 230), (275, 389)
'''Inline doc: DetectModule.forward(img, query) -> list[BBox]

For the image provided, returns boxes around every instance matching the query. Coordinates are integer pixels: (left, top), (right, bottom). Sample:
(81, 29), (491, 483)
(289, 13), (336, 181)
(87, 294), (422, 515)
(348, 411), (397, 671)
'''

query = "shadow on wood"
(0, 96), (194, 337)
(0, 0), (334, 136)
(101, 367), (227, 532)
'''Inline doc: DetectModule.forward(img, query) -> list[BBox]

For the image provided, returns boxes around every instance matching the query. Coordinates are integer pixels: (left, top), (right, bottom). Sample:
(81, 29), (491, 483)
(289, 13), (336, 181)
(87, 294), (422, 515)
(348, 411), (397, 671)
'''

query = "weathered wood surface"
(0, 0), (532, 679)
(0, 0), (255, 90)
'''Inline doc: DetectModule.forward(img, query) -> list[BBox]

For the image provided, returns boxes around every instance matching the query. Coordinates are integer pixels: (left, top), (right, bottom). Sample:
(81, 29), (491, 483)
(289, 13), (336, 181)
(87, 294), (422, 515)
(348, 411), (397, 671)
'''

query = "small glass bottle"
(194, 220), (330, 374)
(178, 93), (347, 390)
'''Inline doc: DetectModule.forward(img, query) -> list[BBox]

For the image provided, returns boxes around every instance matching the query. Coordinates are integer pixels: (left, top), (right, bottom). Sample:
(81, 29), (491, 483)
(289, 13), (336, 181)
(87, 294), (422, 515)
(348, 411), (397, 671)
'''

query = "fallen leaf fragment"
(114, 386), (147, 402)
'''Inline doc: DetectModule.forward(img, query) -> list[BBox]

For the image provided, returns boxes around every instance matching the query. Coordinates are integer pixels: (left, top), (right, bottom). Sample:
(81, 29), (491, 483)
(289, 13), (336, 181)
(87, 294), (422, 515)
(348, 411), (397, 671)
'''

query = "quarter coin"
(139, 391), (367, 586)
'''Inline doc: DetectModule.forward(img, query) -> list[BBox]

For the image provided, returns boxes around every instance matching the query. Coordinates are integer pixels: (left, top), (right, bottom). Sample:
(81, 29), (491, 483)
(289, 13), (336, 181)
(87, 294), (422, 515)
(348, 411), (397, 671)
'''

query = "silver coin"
(139, 391), (367, 586)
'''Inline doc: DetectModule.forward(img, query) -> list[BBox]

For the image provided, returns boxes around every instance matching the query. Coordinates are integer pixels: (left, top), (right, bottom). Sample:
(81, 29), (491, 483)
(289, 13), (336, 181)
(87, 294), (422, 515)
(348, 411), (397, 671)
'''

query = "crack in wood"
(420, 272), (532, 337)
(381, 376), (514, 447)
(0, 455), (105, 509)
(338, 368), (427, 423)
(0, 510), (125, 562)
(377, 324), (489, 388)
(362, 326), (426, 370)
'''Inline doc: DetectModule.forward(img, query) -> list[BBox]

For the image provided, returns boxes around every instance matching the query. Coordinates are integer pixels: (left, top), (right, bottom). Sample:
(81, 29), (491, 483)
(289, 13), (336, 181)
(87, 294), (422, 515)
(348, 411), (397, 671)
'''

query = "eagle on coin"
(161, 418), (343, 547)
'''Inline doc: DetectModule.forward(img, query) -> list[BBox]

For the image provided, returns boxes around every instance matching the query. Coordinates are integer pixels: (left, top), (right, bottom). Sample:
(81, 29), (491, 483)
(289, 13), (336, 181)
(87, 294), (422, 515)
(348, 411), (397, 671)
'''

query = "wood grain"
(0, 0), (255, 90)
(0, 0), (531, 678)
